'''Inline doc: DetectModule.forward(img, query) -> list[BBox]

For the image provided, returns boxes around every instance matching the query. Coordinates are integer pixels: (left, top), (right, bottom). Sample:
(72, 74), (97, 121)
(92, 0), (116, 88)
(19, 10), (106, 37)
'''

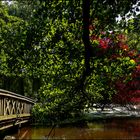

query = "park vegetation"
(0, 0), (140, 124)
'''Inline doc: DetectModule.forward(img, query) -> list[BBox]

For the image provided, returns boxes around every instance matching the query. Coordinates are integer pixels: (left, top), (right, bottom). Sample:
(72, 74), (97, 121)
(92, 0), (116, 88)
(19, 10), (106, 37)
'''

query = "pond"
(6, 117), (140, 139)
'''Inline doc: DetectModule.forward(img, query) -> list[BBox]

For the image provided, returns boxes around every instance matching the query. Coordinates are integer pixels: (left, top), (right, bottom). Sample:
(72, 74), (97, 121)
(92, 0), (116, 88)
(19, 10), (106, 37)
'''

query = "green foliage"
(0, 0), (139, 124)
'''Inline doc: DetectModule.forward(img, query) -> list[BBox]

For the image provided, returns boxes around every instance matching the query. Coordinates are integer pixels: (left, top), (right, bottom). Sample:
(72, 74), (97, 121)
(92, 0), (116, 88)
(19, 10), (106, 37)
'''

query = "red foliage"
(89, 25), (95, 30)
(128, 50), (137, 57)
(89, 27), (130, 54)
(99, 38), (111, 49)
(89, 24), (140, 104)
(117, 34), (127, 42)
(90, 35), (99, 40)
(110, 54), (120, 60)
(113, 66), (140, 104)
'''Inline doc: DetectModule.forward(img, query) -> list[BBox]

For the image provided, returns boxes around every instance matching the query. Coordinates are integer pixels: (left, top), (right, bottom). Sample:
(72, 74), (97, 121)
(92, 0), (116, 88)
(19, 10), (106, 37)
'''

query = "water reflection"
(12, 118), (140, 139)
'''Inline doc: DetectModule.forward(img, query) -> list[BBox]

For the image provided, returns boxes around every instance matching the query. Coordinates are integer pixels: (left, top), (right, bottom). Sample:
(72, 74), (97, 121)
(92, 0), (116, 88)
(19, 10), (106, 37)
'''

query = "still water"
(12, 118), (140, 139)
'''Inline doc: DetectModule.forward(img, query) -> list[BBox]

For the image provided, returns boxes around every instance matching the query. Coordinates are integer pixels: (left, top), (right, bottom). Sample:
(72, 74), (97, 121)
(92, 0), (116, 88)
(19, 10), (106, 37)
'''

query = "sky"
(116, 1), (140, 22)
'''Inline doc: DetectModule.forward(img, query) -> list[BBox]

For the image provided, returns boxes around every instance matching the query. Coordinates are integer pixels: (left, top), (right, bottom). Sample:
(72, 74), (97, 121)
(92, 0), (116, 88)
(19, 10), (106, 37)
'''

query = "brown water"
(11, 118), (140, 139)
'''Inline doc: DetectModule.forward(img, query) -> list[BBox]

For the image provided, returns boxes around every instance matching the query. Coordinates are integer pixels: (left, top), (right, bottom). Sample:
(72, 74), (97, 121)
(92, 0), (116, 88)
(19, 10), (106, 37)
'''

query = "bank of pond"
(1, 115), (140, 139)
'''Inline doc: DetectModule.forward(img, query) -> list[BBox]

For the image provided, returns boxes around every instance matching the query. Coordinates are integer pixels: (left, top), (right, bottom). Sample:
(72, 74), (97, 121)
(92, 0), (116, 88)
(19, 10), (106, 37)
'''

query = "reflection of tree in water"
(105, 118), (140, 137)
(11, 119), (140, 139)
(125, 120), (140, 137)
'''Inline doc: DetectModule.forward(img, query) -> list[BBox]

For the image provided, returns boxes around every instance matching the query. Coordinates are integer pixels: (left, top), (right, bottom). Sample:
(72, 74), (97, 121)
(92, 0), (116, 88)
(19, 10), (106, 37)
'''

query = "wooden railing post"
(3, 98), (6, 116)
(0, 89), (35, 117)
(0, 97), (4, 116)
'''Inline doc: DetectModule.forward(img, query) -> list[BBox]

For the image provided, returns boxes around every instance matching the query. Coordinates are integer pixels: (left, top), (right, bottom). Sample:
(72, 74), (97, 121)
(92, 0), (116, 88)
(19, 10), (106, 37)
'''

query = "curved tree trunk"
(80, 0), (92, 90)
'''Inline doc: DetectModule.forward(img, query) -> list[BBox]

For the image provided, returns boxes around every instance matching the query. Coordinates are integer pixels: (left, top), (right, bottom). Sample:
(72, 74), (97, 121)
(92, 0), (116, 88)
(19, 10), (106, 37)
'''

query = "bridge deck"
(0, 114), (31, 121)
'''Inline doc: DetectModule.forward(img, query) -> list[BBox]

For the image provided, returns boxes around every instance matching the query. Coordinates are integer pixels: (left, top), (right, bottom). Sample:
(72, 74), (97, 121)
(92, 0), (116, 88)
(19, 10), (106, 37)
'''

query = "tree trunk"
(80, 0), (92, 88)
(82, 0), (92, 76)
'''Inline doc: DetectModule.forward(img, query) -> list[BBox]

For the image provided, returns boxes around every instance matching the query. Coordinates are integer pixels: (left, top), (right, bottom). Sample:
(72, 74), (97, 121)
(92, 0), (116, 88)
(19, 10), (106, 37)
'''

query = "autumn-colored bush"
(113, 63), (140, 104)
(112, 42), (140, 104)
(89, 25), (140, 104)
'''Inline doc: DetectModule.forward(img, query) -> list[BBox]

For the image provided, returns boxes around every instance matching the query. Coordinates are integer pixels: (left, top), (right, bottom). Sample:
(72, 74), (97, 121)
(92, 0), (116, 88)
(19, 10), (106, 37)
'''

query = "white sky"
(116, 1), (140, 21)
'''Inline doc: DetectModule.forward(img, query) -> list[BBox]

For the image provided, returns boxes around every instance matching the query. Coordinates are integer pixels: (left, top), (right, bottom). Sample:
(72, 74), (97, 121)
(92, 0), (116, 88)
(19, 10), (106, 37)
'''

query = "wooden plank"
(0, 120), (29, 131)
(0, 89), (35, 104)
(0, 91), (35, 104)
(0, 114), (31, 121)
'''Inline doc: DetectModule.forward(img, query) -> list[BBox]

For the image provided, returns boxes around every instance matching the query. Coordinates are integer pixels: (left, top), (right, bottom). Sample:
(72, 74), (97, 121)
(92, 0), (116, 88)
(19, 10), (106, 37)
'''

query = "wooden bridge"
(0, 89), (35, 131)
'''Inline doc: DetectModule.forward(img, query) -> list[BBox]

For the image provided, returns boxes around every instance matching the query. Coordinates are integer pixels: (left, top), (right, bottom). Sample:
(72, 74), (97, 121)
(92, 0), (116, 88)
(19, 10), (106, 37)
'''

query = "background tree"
(112, 11), (140, 105)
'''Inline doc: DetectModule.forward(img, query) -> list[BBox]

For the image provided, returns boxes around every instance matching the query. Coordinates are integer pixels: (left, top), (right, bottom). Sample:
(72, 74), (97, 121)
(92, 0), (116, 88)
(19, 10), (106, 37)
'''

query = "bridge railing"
(0, 89), (35, 119)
